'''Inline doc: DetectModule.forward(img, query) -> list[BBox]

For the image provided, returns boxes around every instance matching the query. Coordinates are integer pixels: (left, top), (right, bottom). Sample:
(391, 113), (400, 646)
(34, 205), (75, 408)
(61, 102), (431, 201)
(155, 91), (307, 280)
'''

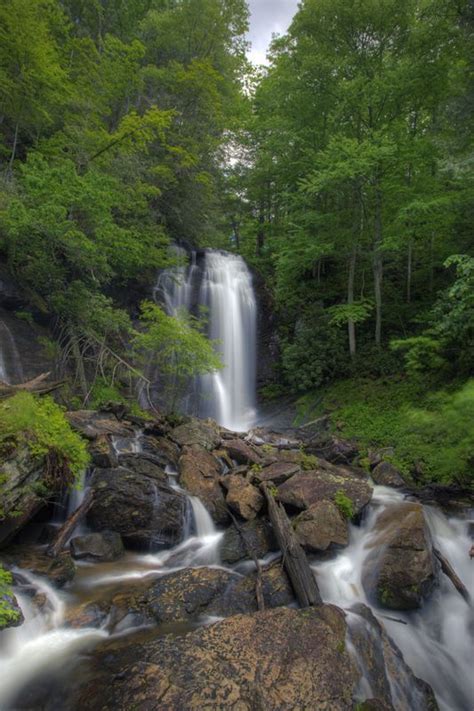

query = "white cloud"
(246, 0), (299, 65)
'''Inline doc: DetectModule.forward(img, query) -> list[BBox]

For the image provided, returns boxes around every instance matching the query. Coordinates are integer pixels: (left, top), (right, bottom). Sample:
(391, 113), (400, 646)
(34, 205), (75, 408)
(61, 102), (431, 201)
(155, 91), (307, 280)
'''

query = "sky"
(247, 0), (299, 65)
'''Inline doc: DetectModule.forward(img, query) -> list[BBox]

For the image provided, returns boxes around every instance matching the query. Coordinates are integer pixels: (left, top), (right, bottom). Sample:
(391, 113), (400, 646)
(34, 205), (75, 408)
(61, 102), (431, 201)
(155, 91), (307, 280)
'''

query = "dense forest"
(1, 0), (472, 483)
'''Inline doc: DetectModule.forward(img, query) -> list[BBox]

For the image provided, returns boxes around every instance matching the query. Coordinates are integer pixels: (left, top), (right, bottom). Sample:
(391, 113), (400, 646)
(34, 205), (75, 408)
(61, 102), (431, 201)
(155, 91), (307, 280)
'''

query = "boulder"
(87, 467), (188, 550)
(0, 590), (24, 630)
(293, 501), (349, 553)
(368, 448), (395, 470)
(5, 547), (76, 587)
(71, 606), (359, 711)
(65, 411), (135, 440)
(170, 418), (221, 451)
(0, 446), (48, 547)
(371, 462), (405, 488)
(253, 460), (301, 485)
(139, 435), (180, 467)
(70, 531), (124, 562)
(221, 474), (263, 520)
(362, 502), (438, 610)
(304, 432), (359, 464)
(88, 434), (118, 469)
(178, 446), (228, 525)
(222, 438), (261, 464)
(277, 466), (372, 516)
(220, 518), (277, 564)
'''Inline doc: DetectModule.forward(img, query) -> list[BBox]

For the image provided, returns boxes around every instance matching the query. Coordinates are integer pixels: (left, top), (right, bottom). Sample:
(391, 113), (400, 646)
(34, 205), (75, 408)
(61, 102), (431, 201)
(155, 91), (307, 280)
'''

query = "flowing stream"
(0, 319), (24, 384)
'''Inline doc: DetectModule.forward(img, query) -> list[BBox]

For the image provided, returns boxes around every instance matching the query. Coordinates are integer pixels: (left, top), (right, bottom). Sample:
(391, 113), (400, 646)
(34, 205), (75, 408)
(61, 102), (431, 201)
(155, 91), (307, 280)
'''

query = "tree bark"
(406, 241), (413, 303)
(256, 204), (265, 257)
(373, 185), (383, 346)
(47, 489), (94, 558)
(434, 548), (470, 603)
(260, 482), (321, 607)
(348, 245), (357, 357)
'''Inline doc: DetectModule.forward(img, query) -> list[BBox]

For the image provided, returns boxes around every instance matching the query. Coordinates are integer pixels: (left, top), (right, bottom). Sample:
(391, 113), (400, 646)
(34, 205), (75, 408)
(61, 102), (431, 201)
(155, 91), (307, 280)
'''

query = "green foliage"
(304, 378), (474, 485)
(0, 565), (21, 630)
(300, 452), (318, 471)
(133, 301), (222, 411)
(0, 392), (89, 480)
(334, 490), (354, 520)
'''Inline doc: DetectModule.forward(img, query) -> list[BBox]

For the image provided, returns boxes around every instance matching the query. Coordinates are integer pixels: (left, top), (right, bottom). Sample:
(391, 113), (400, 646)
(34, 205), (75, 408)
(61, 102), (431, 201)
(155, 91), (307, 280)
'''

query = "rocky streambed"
(0, 409), (472, 710)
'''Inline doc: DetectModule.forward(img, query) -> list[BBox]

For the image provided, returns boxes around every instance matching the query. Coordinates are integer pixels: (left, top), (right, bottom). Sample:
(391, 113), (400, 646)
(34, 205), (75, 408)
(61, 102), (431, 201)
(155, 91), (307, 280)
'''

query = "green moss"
(336, 639), (345, 654)
(334, 490), (354, 520)
(0, 392), (89, 483)
(300, 452), (318, 470)
(0, 565), (21, 629)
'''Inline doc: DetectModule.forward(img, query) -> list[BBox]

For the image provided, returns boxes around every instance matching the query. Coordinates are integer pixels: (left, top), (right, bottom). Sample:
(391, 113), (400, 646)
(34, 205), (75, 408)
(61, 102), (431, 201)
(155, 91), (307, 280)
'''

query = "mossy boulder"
(293, 500), (349, 553)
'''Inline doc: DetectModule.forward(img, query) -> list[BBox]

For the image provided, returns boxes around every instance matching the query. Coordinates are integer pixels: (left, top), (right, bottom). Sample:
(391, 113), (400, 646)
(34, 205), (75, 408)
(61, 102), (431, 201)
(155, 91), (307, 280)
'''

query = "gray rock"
(70, 531), (124, 562)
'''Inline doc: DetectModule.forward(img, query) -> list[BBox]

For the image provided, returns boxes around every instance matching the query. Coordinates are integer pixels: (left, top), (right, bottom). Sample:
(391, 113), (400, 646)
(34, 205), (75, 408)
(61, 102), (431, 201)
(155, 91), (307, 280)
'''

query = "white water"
(155, 249), (257, 431)
(0, 319), (24, 384)
(313, 487), (474, 711)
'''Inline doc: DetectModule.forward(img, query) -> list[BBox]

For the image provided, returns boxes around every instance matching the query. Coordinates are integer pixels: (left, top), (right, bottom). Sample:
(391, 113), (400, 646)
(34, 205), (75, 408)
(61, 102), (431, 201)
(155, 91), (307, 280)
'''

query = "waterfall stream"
(0, 319), (24, 384)
(154, 249), (257, 431)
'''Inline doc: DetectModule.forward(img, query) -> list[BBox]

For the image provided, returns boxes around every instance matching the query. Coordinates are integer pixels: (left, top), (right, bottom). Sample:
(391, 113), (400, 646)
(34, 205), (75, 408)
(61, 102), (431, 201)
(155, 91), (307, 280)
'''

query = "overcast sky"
(247, 0), (299, 65)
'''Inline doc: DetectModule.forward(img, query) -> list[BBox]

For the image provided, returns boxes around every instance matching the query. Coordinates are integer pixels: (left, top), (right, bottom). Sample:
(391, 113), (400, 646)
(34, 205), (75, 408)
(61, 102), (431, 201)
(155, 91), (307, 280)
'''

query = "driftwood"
(0, 372), (65, 399)
(434, 547), (471, 603)
(228, 509), (265, 611)
(48, 489), (94, 558)
(260, 481), (322, 607)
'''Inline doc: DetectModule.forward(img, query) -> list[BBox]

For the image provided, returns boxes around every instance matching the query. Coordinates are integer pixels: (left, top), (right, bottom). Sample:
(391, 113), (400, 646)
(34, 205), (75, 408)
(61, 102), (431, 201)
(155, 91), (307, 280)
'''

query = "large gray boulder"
(87, 466), (188, 550)
(70, 531), (124, 562)
(362, 502), (439, 610)
(293, 500), (349, 553)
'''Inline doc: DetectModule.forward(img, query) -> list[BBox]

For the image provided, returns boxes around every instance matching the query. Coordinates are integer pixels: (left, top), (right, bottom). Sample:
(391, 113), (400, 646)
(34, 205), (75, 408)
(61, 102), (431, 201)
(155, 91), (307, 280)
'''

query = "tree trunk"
(71, 334), (88, 398)
(47, 489), (94, 558)
(231, 217), (240, 250)
(406, 241), (413, 303)
(256, 204), (265, 257)
(373, 186), (383, 346)
(348, 245), (357, 357)
(6, 119), (20, 177)
(260, 482), (321, 607)
(434, 548), (470, 603)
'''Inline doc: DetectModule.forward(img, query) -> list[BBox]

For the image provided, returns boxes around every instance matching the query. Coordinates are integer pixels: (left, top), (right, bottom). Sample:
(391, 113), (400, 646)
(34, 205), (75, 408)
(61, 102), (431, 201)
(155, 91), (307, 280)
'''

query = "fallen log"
(227, 509), (265, 611)
(434, 547), (470, 603)
(47, 489), (94, 558)
(260, 481), (322, 607)
(0, 372), (65, 399)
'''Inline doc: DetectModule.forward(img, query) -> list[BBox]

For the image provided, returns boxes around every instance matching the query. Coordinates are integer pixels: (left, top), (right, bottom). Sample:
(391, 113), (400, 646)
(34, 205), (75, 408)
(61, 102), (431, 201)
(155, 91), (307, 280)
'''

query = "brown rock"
(170, 418), (221, 451)
(371, 461), (405, 488)
(178, 446), (228, 525)
(255, 460), (301, 485)
(88, 434), (117, 468)
(221, 474), (263, 520)
(293, 501), (349, 553)
(65, 411), (135, 440)
(220, 518), (277, 564)
(362, 502), (438, 610)
(223, 438), (262, 464)
(277, 467), (372, 516)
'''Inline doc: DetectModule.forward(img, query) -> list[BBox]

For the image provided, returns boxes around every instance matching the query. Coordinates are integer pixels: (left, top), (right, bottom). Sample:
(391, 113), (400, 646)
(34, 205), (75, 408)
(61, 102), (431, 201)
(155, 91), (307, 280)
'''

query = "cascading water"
(154, 249), (257, 432)
(313, 486), (474, 711)
(0, 319), (24, 384)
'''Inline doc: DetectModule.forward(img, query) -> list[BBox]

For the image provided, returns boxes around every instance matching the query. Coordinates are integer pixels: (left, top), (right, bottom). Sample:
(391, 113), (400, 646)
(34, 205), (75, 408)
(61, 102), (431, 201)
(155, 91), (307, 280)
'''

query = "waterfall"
(0, 319), (24, 384)
(155, 249), (257, 431)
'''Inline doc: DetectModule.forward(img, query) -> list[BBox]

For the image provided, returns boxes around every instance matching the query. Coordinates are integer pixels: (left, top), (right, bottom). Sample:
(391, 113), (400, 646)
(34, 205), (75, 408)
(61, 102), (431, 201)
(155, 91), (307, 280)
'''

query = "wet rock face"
(178, 445), (229, 525)
(348, 604), (439, 711)
(293, 500), (349, 553)
(362, 502), (438, 610)
(70, 531), (124, 562)
(66, 411), (135, 440)
(71, 606), (359, 711)
(277, 465), (372, 517)
(220, 518), (278, 564)
(4, 547), (76, 587)
(222, 438), (262, 465)
(0, 447), (49, 548)
(87, 466), (188, 550)
(88, 435), (118, 469)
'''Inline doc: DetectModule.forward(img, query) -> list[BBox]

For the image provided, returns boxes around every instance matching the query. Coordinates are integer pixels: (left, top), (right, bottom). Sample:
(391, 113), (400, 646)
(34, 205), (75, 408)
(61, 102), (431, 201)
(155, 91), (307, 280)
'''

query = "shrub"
(334, 490), (354, 519)
(0, 565), (21, 630)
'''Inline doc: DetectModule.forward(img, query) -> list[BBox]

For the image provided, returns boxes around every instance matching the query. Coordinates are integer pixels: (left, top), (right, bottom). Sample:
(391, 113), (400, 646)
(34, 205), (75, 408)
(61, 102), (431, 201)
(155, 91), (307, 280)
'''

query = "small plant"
(250, 463), (263, 474)
(334, 490), (354, 520)
(268, 484), (278, 497)
(0, 565), (21, 630)
(300, 451), (318, 470)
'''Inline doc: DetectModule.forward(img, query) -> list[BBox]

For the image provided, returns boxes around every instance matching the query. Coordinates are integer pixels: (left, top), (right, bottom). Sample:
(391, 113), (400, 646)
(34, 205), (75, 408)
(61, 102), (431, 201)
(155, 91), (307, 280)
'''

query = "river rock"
(87, 466), (188, 549)
(362, 502), (438, 610)
(253, 459), (301, 485)
(293, 500), (349, 553)
(70, 531), (124, 562)
(0, 446), (48, 547)
(221, 474), (263, 520)
(349, 604), (438, 710)
(220, 517), (277, 564)
(65, 411), (135, 440)
(71, 606), (358, 710)
(277, 465), (372, 516)
(139, 435), (180, 467)
(116, 453), (168, 481)
(178, 446), (228, 525)
(222, 438), (262, 464)
(4, 547), (76, 587)
(371, 461), (405, 488)
(170, 417), (221, 451)
(0, 590), (24, 630)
